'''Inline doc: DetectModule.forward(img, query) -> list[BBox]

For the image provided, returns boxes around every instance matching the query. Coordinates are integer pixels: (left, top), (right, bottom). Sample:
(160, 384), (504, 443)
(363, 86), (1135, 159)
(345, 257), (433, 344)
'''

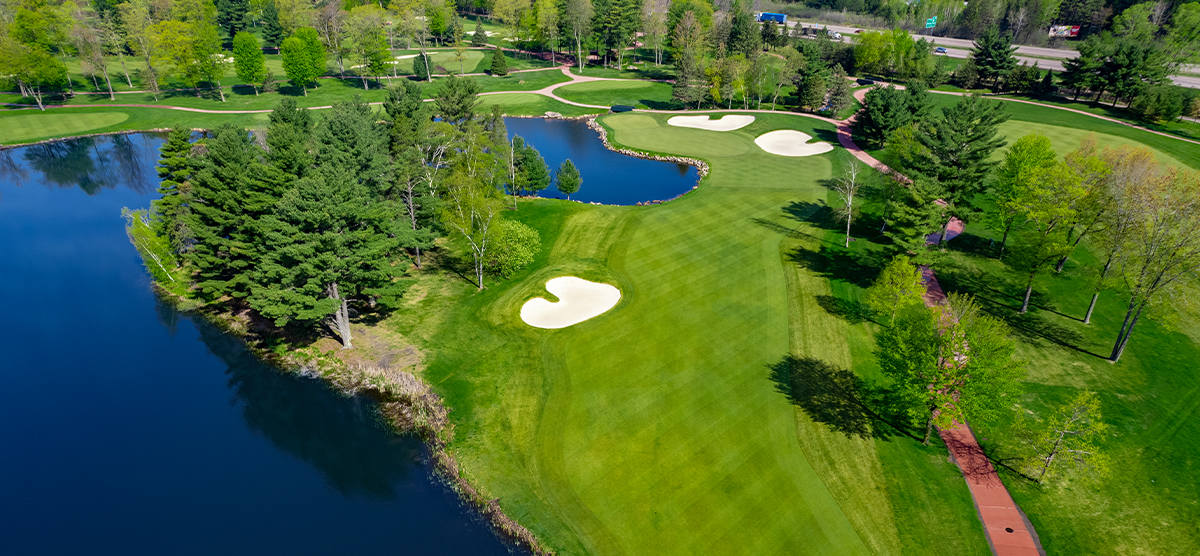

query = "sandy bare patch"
(520, 277), (621, 329)
(667, 115), (755, 132)
(754, 130), (834, 157)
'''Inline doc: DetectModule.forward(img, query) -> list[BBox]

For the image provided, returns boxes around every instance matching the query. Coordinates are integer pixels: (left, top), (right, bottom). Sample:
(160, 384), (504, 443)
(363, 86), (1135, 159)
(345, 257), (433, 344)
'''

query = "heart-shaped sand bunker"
(754, 130), (834, 157)
(667, 115), (755, 131)
(520, 277), (621, 329)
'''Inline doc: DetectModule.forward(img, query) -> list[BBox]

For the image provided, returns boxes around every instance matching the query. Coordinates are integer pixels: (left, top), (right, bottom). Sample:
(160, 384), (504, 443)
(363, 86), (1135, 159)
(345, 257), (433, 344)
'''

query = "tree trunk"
(1110, 295), (1140, 361)
(217, 80), (226, 102)
(923, 410), (935, 445)
(474, 252), (484, 290)
(938, 217), (951, 245)
(845, 215), (852, 248)
(1112, 302), (1146, 362)
(1020, 274), (1035, 314)
(328, 282), (353, 349)
(998, 216), (1014, 257)
(119, 55), (132, 87)
(362, 74), (368, 89)
(102, 65), (115, 100)
(302, 84), (308, 96)
(253, 84), (259, 96)
(1084, 292), (1100, 324)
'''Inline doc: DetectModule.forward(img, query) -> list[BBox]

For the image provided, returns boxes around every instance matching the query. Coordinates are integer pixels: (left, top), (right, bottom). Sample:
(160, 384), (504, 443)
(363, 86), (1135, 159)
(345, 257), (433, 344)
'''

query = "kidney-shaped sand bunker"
(520, 277), (622, 329)
(754, 130), (834, 157)
(666, 114), (755, 131)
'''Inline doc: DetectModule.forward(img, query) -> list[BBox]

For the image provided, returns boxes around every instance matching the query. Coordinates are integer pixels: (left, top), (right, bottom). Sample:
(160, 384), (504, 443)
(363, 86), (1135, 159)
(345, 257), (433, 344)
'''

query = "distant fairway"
(555, 80), (674, 108)
(995, 120), (1185, 167)
(4, 112), (129, 144)
(426, 50), (487, 73)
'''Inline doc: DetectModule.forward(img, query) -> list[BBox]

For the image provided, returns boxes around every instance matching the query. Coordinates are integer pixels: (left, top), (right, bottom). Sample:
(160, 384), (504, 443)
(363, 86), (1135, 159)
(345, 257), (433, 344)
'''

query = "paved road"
(785, 20), (1200, 88)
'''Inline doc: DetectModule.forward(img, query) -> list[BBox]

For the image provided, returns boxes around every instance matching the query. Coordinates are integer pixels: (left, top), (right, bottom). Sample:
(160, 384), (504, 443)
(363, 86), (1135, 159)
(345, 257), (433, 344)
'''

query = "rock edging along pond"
(584, 115), (710, 206)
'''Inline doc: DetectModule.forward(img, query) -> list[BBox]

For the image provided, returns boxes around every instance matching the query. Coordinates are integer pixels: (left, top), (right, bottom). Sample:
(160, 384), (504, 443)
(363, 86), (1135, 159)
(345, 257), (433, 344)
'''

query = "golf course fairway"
(410, 112), (994, 556)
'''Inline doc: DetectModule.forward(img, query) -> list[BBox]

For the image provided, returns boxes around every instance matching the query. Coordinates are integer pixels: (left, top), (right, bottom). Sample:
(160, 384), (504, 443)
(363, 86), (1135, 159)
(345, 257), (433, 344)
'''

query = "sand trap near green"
(754, 130), (834, 157)
(667, 114), (755, 131)
(520, 277), (621, 329)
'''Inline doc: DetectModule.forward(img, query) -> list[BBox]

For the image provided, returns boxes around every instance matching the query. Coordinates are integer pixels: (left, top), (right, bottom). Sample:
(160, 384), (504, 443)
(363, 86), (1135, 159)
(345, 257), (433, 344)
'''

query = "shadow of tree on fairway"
(768, 355), (916, 441)
(815, 295), (878, 325)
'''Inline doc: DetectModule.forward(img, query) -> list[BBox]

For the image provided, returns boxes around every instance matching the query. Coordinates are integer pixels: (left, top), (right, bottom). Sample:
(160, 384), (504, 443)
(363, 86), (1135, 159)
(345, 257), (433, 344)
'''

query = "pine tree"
(825, 64), (853, 116)
(182, 124), (263, 300)
(908, 94), (1009, 209)
(555, 159), (581, 199)
(413, 52), (430, 81)
(313, 97), (392, 197)
(970, 25), (1018, 90)
(232, 31), (266, 95)
(152, 124), (196, 252)
(520, 143), (550, 193)
(471, 19), (488, 47)
(216, 0), (250, 39)
(261, 1), (284, 49)
(490, 47), (509, 75)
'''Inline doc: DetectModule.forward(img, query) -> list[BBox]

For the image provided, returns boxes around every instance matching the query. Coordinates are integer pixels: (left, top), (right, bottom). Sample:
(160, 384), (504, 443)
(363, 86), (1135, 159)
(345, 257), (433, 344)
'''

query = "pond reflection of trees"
(0, 134), (161, 195)
(185, 310), (421, 501)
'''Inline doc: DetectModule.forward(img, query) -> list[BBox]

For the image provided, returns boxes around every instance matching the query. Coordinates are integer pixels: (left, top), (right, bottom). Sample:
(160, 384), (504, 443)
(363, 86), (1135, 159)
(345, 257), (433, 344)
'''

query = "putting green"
(427, 50), (487, 73)
(4, 112), (129, 144)
(996, 121), (1185, 167)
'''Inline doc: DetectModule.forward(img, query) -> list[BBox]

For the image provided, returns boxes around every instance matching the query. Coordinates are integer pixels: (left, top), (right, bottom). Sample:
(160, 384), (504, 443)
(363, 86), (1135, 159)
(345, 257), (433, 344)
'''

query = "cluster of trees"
(669, 1), (856, 113)
(854, 76), (1200, 365)
(990, 133), (1200, 362)
(863, 256), (1109, 483)
(140, 77), (572, 348)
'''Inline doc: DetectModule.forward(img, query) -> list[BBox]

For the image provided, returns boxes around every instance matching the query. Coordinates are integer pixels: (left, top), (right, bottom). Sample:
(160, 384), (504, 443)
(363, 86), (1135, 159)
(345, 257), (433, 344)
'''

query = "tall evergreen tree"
(216, 0), (250, 39)
(182, 124), (263, 300)
(313, 97), (392, 197)
(434, 75), (483, 123)
(471, 19), (488, 47)
(153, 124), (197, 252)
(490, 46), (509, 75)
(970, 25), (1018, 89)
(906, 94), (1009, 242)
(555, 159), (581, 199)
(413, 50), (431, 80)
(261, 1), (284, 49)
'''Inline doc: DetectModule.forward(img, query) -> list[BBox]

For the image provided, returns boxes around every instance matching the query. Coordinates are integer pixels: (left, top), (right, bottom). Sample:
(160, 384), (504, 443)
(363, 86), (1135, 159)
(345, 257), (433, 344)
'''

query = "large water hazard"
(0, 134), (514, 555)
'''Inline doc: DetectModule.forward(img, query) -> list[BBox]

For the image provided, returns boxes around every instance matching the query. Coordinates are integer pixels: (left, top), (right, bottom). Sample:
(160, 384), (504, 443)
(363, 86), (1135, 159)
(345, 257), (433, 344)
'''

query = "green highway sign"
(926, 16), (937, 28)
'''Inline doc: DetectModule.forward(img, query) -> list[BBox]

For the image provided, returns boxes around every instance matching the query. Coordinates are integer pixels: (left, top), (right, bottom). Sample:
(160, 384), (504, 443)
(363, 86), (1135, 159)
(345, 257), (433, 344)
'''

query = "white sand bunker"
(396, 54), (419, 59)
(520, 277), (621, 329)
(667, 115), (755, 131)
(754, 130), (834, 157)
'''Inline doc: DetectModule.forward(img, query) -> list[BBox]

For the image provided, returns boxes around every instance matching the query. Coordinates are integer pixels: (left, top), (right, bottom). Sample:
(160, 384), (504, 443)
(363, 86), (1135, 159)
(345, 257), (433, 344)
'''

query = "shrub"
(486, 219), (540, 278)
(1130, 84), (1185, 122)
(490, 47), (509, 76)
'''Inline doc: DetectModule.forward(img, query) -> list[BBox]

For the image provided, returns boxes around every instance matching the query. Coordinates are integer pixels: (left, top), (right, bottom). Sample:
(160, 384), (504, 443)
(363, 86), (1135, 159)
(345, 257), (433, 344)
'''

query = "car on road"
(935, 47), (948, 54)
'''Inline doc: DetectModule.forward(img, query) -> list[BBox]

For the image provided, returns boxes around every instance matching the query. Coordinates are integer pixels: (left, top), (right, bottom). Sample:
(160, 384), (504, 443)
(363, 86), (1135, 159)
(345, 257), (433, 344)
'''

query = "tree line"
(133, 77), (582, 349)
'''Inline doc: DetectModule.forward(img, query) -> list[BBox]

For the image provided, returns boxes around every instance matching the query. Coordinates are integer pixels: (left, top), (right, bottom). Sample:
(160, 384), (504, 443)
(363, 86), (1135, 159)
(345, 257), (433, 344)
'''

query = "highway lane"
(782, 20), (1200, 88)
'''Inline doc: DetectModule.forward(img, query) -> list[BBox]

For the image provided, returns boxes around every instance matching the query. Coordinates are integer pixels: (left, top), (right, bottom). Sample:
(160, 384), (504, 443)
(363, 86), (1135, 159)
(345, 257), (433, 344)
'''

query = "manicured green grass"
(374, 111), (991, 555)
(554, 80), (674, 108)
(994, 120), (1186, 167)
(477, 93), (603, 117)
(569, 65), (677, 80)
(998, 93), (1200, 142)
(928, 93), (1200, 169)
(3, 111), (130, 143)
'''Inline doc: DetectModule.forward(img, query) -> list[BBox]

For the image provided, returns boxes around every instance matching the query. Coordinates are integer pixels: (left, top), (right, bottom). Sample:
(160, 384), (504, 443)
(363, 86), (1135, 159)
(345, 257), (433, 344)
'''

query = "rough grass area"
(554, 80), (674, 108)
(371, 111), (992, 555)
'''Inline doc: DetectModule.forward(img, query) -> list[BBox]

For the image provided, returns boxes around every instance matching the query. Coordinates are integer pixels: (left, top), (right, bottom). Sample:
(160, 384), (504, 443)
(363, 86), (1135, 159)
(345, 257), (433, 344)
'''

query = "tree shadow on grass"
(815, 295), (878, 325)
(768, 355), (917, 441)
(938, 267), (1103, 358)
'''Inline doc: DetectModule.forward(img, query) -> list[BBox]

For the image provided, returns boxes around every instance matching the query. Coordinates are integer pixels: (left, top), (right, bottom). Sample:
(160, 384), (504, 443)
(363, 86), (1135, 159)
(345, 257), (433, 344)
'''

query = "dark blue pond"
(505, 117), (698, 205)
(0, 135), (513, 555)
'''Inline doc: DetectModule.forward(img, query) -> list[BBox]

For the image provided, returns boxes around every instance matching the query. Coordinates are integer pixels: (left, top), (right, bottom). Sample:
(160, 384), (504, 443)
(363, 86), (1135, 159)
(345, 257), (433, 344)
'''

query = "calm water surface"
(0, 135), (514, 555)
(505, 117), (698, 204)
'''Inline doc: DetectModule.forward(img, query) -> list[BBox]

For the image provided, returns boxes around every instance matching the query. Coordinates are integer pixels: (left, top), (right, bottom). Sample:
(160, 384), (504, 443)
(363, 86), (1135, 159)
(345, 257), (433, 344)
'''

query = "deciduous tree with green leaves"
(1014, 391), (1110, 485)
(232, 31), (267, 95)
(865, 254), (925, 326)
